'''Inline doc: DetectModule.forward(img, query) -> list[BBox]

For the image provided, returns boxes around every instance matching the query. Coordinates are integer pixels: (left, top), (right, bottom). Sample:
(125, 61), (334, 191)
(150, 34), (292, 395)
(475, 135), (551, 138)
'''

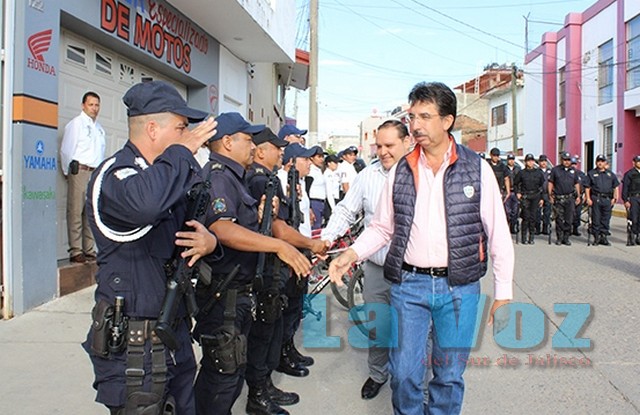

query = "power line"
(322, 0), (589, 11)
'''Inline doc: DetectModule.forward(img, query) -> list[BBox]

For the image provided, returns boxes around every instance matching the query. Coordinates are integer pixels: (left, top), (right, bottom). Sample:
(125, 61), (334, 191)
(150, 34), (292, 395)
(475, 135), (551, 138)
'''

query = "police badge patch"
(212, 198), (227, 214)
(463, 185), (474, 199)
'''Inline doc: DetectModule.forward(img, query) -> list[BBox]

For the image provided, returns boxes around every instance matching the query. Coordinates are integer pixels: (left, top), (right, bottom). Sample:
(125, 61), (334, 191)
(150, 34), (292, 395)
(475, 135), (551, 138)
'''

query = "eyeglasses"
(407, 112), (442, 124)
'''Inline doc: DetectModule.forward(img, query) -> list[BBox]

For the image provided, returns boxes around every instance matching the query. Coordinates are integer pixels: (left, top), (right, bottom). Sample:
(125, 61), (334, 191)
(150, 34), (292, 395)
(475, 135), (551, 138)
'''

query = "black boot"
(247, 384), (290, 415)
(592, 233), (599, 246)
(541, 224), (550, 235)
(572, 226), (581, 237)
(287, 339), (314, 367)
(521, 228), (528, 244)
(562, 234), (572, 246)
(266, 376), (300, 406)
(528, 229), (534, 245)
(600, 235), (611, 246)
(636, 234), (640, 245)
(276, 342), (309, 377)
(555, 231), (563, 245)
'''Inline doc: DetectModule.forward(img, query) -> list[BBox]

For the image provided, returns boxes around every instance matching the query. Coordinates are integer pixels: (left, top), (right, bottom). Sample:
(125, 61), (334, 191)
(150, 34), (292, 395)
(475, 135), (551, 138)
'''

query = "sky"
(287, 0), (598, 141)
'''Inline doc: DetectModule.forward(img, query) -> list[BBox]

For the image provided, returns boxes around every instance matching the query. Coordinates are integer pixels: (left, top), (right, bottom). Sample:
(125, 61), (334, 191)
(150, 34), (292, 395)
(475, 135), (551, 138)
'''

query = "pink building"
(525, 0), (640, 175)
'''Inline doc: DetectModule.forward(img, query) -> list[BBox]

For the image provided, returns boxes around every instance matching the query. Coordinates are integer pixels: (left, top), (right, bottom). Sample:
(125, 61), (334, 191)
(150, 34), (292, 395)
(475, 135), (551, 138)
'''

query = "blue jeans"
(389, 270), (481, 415)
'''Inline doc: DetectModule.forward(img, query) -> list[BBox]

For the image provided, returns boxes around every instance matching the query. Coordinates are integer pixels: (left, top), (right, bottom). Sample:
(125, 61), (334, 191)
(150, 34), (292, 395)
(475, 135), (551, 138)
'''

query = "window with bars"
(627, 14), (640, 90)
(491, 104), (507, 126)
(95, 51), (112, 76)
(598, 39), (613, 104)
(66, 44), (86, 66)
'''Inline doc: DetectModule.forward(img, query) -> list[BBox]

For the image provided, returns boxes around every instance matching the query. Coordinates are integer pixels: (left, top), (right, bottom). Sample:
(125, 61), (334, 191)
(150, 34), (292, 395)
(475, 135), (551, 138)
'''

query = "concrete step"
(57, 260), (97, 297)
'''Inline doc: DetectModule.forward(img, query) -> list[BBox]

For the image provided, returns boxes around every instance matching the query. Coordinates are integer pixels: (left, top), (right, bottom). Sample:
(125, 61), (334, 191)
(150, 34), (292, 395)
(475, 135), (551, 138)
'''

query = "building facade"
(1, 0), (306, 317)
(525, 0), (640, 171)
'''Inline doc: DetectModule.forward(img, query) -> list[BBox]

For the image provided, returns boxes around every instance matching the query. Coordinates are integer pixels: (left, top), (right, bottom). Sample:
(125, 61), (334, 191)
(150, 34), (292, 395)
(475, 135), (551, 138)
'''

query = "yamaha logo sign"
(26, 29), (56, 76)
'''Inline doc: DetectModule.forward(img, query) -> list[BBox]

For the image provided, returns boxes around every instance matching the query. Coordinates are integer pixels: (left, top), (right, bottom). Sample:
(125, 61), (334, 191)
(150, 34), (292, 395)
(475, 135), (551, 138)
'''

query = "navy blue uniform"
(82, 142), (201, 413)
(244, 163), (291, 389)
(536, 166), (552, 234)
(506, 164), (521, 233)
(572, 169), (588, 234)
(585, 168), (619, 239)
(549, 165), (579, 243)
(514, 167), (545, 243)
(622, 167), (640, 236)
(193, 151), (258, 415)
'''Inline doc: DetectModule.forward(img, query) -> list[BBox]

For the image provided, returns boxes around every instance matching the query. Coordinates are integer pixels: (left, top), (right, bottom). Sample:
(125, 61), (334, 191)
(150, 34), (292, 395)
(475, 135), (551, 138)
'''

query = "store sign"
(26, 29), (57, 76)
(100, 0), (209, 74)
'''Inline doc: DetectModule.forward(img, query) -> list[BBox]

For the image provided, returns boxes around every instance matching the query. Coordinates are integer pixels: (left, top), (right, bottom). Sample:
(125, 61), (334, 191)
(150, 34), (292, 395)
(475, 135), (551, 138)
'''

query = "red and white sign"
(26, 29), (56, 76)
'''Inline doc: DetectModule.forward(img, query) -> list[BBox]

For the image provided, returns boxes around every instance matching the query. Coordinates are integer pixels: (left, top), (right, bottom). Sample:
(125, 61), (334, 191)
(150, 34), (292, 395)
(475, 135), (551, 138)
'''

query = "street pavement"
(1, 215), (639, 414)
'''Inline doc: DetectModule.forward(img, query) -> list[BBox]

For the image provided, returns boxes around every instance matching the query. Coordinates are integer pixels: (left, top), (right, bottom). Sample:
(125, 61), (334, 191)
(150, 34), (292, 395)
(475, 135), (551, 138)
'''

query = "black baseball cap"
(595, 154), (607, 162)
(278, 124), (308, 140)
(252, 128), (288, 147)
(343, 145), (358, 155)
(525, 153), (535, 161)
(490, 148), (500, 156)
(123, 80), (209, 123)
(507, 153), (515, 160)
(561, 151), (571, 160)
(539, 154), (548, 162)
(634, 155), (640, 162)
(209, 112), (265, 142)
(283, 143), (316, 164)
(325, 154), (339, 164)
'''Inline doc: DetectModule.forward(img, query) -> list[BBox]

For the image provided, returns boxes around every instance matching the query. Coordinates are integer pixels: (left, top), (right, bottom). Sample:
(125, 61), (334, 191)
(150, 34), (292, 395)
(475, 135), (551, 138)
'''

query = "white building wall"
(523, 54), (544, 157)
(486, 88), (524, 154)
(241, 0), (296, 62)
(581, 2), (617, 161)
(556, 37), (567, 142)
(219, 46), (248, 114)
(626, 3), (640, 110)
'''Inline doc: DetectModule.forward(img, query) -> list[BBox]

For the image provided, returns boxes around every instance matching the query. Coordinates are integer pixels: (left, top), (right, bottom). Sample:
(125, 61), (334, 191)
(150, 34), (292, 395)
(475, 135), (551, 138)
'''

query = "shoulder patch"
(114, 168), (138, 181)
(212, 197), (227, 214)
(255, 167), (265, 175)
(134, 157), (149, 170)
(210, 162), (224, 171)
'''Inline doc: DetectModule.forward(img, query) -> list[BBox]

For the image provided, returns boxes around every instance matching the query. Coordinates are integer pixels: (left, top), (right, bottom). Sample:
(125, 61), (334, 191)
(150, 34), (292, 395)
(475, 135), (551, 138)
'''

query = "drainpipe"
(2, 0), (15, 319)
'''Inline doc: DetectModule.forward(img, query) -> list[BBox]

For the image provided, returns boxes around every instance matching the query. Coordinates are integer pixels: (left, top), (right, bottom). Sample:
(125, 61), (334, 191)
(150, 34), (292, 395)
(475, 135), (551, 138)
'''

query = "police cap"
(253, 128), (288, 147)
(561, 151), (571, 160)
(343, 145), (358, 155)
(283, 143), (316, 164)
(210, 112), (265, 142)
(490, 147), (500, 156)
(278, 124), (308, 140)
(595, 154), (607, 162)
(123, 80), (209, 123)
(507, 153), (515, 160)
(525, 153), (535, 161)
(634, 155), (640, 162)
(538, 154), (548, 162)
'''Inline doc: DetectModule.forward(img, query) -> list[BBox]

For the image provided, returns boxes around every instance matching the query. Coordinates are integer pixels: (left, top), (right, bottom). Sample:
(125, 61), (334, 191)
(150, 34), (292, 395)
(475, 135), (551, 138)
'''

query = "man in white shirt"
(323, 154), (341, 223)
(336, 146), (358, 196)
(322, 120), (411, 400)
(60, 91), (106, 263)
(307, 146), (327, 229)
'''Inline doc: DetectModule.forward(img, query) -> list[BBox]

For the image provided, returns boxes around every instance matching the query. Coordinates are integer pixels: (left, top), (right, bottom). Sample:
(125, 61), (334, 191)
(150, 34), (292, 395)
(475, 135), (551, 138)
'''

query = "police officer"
(514, 153), (545, 244)
(584, 154), (619, 245)
(505, 153), (521, 234)
(488, 147), (511, 202)
(82, 80), (218, 415)
(549, 152), (581, 245)
(536, 154), (552, 235)
(192, 113), (310, 415)
(571, 155), (588, 236)
(622, 155), (640, 245)
(244, 128), (327, 414)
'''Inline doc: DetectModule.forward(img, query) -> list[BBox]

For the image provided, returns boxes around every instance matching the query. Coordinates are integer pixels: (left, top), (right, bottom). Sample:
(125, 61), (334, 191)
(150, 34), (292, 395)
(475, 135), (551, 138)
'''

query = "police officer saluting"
(514, 153), (545, 244)
(192, 113), (310, 415)
(622, 155), (640, 245)
(549, 151), (581, 245)
(83, 81), (219, 414)
(585, 154), (619, 245)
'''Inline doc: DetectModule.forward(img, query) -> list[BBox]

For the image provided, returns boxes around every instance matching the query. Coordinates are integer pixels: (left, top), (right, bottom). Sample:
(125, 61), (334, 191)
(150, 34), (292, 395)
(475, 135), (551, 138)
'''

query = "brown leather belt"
(79, 164), (96, 171)
(402, 262), (448, 277)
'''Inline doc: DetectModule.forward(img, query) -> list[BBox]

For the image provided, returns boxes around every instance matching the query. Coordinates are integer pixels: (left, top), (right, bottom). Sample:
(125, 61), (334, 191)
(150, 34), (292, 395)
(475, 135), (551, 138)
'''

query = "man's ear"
(145, 119), (159, 141)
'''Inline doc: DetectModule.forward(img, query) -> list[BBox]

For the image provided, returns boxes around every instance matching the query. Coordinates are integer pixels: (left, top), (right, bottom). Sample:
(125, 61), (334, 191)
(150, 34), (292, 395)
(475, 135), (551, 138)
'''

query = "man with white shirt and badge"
(322, 119), (411, 400)
(336, 146), (359, 197)
(60, 91), (106, 263)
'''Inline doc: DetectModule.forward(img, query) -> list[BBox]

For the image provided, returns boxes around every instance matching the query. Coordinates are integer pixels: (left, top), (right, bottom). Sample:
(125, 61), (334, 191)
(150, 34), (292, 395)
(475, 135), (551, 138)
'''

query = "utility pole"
(309, 0), (318, 146)
(511, 63), (518, 154)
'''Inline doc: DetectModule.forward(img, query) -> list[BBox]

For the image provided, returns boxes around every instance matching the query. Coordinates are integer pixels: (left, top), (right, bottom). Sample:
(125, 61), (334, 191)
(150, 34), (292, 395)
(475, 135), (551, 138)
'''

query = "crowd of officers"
(482, 147), (640, 246)
(82, 80), (364, 415)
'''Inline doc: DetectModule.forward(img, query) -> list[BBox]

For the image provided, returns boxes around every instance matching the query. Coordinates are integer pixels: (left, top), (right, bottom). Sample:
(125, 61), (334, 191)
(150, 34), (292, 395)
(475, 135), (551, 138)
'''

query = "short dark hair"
(377, 119), (409, 139)
(82, 91), (100, 104)
(408, 82), (456, 134)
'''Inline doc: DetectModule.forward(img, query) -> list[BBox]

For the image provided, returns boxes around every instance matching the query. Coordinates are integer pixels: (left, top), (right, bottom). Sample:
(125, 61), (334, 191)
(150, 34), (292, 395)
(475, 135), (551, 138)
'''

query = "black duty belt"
(629, 193), (640, 198)
(593, 192), (613, 199)
(555, 193), (575, 200)
(310, 198), (325, 202)
(402, 262), (448, 277)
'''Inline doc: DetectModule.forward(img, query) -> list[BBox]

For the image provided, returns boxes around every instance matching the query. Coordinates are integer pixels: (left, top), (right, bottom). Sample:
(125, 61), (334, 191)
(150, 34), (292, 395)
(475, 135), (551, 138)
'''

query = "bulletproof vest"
(490, 162), (507, 190)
